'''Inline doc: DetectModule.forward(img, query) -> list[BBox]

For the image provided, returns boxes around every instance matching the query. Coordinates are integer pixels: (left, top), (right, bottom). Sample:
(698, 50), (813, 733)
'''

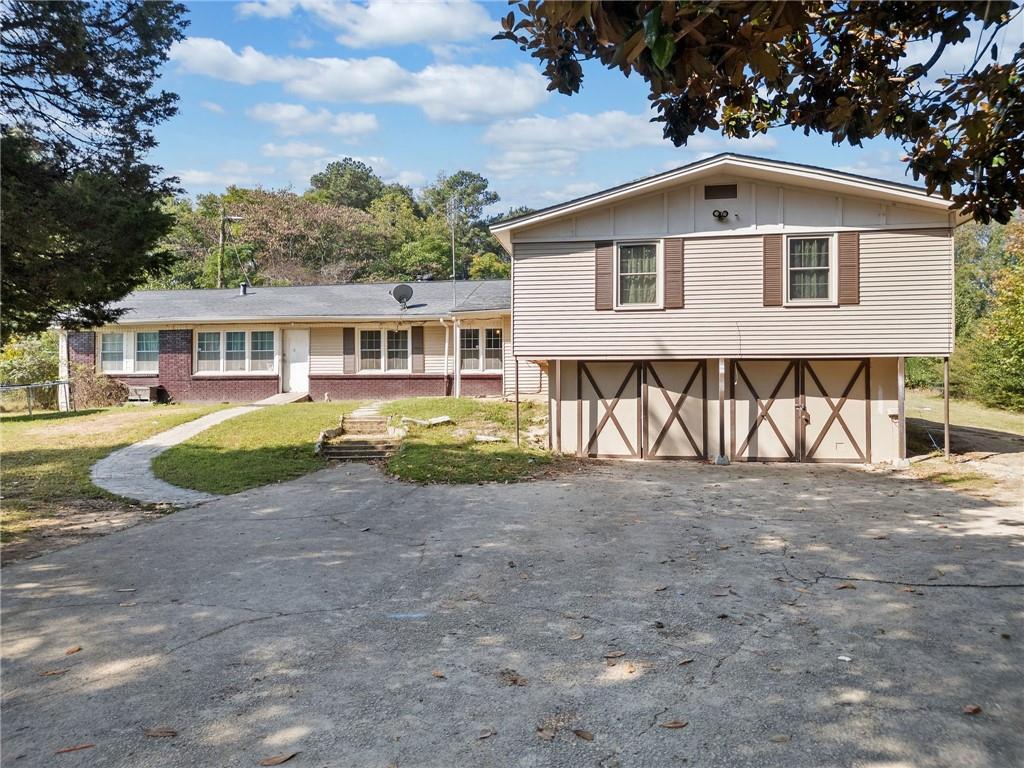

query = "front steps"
(316, 401), (402, 462)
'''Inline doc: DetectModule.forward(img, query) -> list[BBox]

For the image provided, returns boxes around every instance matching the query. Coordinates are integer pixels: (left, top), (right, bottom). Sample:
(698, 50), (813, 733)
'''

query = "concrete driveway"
(2, 462), (1022, 768)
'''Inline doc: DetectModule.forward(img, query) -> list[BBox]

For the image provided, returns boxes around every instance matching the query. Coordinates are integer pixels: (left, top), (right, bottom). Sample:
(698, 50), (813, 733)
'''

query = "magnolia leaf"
(573, 729), (594, 741)
(259, 753), (300, 766)
(658, 720), (688, 729)
(651, 36), (676, 70)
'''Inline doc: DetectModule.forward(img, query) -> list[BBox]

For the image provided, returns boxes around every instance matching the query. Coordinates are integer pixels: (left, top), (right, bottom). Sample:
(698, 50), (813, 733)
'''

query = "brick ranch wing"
(491, 153), (961, 465)
(59, 280), (547, 404)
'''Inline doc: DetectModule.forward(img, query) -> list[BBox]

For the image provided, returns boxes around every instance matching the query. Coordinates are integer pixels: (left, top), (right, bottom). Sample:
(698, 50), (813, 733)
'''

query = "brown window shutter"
(595, 241), (614, 310)
(763, 234), (783, 307)
(837, 231), (860, 305)
(342, 327), (355, 374)
(663, 238), (684, 309)
(411, 325), (424, 373)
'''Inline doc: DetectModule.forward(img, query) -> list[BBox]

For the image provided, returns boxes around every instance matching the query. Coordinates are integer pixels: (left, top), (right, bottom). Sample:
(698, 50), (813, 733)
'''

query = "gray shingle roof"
(108, 280), (510, 324)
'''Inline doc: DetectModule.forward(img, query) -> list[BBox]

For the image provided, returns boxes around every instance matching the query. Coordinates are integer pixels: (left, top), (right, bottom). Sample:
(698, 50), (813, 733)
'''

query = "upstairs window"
(787, 236), (832, 302)
(617, 243), (658, 307)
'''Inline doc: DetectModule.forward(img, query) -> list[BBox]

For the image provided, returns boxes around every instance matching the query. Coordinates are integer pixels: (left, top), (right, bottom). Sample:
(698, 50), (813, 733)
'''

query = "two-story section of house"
(492, 154), (960, 465)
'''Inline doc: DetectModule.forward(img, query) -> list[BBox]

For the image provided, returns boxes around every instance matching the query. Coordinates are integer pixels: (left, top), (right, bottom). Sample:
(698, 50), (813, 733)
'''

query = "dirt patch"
(21, 409), (166, 441)
(1, 499), (166, 564)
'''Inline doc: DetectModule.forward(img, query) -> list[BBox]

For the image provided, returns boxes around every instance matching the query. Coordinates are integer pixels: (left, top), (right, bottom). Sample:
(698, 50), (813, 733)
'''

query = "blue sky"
(155, 1), (1023, 213)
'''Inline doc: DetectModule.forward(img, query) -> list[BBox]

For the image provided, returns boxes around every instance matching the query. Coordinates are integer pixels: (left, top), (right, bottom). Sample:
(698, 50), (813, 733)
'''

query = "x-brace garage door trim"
(577, 361), (642, 458)
(642, 360), (708, 460)
(801, 358), (872, 463)
(730, 360), (799, 462)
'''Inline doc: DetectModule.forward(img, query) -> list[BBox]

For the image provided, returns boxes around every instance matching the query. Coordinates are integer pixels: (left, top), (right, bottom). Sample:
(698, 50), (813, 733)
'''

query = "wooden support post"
(716, 357), (729, 464)
(943, 356), (950, 461)
(554, 359), (562, 454)
(514, 357), (521, 447)
(897, 355), (907, 464)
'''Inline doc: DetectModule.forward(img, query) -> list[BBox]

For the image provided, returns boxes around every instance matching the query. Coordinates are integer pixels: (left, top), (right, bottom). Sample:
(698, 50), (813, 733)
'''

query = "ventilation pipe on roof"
(239, 282), (248, 296)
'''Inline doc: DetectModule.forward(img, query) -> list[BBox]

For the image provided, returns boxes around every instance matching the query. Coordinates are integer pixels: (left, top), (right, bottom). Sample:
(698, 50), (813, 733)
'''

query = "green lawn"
(151, 401), (360, 494)
(379, 397), (554, 484)
(907, 389), (1024, 435)
(1, 404), (227, 544)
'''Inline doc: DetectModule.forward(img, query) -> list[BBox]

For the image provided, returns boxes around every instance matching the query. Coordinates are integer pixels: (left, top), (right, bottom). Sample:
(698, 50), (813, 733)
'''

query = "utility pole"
(445, 195), (459, 309)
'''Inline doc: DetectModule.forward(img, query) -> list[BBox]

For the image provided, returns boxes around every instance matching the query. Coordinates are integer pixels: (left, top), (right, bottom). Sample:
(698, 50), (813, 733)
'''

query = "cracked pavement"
(2, 461), (1022, 767)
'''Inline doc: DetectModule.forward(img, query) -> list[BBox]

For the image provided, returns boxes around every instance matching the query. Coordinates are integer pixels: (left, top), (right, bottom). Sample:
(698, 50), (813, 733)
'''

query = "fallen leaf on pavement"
(115, 588), (136, 593)
(770, 734), (791, 743)
(64, 646), (82, 655)
(835, 583), (857, 590)
(536, 727), (555, 741)
(603, 650), (626, 658)
(118, 602), (137, 607)
(55, 744), (94, 754)
(40, 669), (68, 677)
(658, 720), (688, 729)
(144, 728), (177, 738)
(963, 705), (982, 715)
(259, 753), (300, 766)
(568, 632), (584, 641)
(677, 658), (695, 666)
(431, 670), (446, 679)
(654, 586), (667, 592)
(477, 728), (496, 740)
(573, 729), (594, 741)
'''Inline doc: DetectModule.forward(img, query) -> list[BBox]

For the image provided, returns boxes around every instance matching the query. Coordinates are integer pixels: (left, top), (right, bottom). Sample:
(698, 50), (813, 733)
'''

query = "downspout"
(453, 316), (462, 398)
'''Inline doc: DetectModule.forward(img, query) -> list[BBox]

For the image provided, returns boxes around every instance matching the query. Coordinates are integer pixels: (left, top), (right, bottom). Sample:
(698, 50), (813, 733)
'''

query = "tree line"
(147, 158), (528, 291)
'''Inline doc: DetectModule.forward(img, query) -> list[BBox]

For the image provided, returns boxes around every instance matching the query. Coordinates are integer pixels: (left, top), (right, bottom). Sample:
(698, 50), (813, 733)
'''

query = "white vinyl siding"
(512, 229), (953, 358)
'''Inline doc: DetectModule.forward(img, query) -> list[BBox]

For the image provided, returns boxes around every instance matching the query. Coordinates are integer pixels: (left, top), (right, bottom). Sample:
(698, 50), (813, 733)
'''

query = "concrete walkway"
(90, 405), (262, 507)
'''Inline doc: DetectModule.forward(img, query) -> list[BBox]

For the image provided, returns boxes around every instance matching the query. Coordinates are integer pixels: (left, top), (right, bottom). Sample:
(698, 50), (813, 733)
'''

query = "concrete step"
(342, 416), (390, 435)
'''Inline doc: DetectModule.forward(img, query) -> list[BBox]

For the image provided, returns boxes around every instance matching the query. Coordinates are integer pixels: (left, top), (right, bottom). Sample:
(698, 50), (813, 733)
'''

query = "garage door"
(730, 360), (799, 461)
(577, 361), (641, 457)
(801, 359), (871, 463)
(643, 360), (707, 460)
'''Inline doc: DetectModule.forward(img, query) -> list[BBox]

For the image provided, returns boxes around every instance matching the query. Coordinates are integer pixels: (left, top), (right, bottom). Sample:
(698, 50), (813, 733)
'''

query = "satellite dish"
(391, 283), (413, 308)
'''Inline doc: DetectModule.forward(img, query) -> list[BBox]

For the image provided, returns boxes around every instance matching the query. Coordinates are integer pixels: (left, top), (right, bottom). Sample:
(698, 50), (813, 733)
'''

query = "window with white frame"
(99, 331), (160, 374)
(460, 328), (480, 371)
(459, 327), (503, 372)
(787, 236), (832, 302)
(617, 243), (659, 307)
(135, 332), (159, 373)
(194, 330), (276, 374)
(484, 328), (503, 370)
(100, 333), (125, 372)
(386, 330), (409, 371)
(359, 330), (382, 371)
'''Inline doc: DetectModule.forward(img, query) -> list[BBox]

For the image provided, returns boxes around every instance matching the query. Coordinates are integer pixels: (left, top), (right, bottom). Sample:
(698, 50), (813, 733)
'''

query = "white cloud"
(261, 141), (329, 158)
(236, 0), (495, 48)
(247, 102), (379, 137)
(177, 160), (275, 188)
(170, 37), (547, 122)
(538, 182), (602, 202)
(199, 100), (225, 114)
(392, 170), (427, 189)
(486, 148), (579, 178)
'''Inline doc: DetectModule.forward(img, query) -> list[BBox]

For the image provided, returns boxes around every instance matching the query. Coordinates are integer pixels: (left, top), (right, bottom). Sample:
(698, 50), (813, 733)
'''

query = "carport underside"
(541, 357), (924, 464)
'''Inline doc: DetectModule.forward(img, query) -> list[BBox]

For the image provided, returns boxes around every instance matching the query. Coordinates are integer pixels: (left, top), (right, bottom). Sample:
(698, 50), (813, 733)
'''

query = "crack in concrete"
(819, 574), (1024, 589)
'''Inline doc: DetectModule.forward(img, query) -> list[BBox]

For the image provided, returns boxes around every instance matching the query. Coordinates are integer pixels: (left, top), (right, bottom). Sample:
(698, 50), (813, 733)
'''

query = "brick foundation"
(310, 374), (502, 400)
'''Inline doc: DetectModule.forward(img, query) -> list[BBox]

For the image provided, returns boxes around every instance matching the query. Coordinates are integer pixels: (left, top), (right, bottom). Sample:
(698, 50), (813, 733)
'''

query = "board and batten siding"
(512, 229), (953, 359)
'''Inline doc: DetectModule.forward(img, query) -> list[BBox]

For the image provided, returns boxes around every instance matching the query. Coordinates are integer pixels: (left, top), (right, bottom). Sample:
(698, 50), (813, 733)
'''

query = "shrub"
(70, 363), (128, 408)
(0, 332), (60, 409)
(966, 267), (1024, 411)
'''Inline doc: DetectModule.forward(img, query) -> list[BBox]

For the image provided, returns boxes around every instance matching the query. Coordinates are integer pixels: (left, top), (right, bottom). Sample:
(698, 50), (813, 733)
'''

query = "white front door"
(282, 330), (310, 393)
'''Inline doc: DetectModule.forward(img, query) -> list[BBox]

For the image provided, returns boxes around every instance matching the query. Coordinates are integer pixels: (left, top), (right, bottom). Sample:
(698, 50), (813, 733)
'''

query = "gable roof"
(107, 280), (510, 325)
(489, 153), (956, 252)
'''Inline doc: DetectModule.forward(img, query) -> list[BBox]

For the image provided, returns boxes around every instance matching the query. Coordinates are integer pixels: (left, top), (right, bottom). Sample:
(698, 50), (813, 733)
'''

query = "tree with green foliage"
(468, 252), (511, 280)
(498, 1), (1024, 223)
(307, 158), (386, 210)
(1, 0), (188, 341)
(968, 266), (1024, 410)
(367, 235), (452, 282)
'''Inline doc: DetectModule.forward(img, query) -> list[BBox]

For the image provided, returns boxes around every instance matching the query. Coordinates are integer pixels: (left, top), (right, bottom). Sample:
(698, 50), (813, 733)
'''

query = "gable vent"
(704, 184), (737, 200)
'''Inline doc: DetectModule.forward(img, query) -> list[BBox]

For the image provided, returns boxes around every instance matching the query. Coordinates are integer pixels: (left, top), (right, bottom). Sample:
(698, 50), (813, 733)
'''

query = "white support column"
(453, 317), (461, 398)
(896, 356), (909, 468)
(715, 357), (730, 465)
(943, 356), (951, 461)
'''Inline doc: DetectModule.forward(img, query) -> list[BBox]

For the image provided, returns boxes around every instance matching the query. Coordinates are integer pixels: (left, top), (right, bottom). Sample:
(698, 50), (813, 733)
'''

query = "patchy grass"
(379, 397), (555, 484)
(1, 405), (227, 549)
(907, 390), (1024, 437)
(152, 401), (360, 495)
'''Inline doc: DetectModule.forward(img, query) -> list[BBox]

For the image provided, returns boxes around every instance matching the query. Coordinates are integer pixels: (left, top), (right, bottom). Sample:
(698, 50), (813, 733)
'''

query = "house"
(59, 279), (546, 404)
(490, 153), (961, 465)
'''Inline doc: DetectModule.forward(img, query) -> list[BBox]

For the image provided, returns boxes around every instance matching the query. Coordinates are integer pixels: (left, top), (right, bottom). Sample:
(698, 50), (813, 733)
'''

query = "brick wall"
(309, 374), (502, 400)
